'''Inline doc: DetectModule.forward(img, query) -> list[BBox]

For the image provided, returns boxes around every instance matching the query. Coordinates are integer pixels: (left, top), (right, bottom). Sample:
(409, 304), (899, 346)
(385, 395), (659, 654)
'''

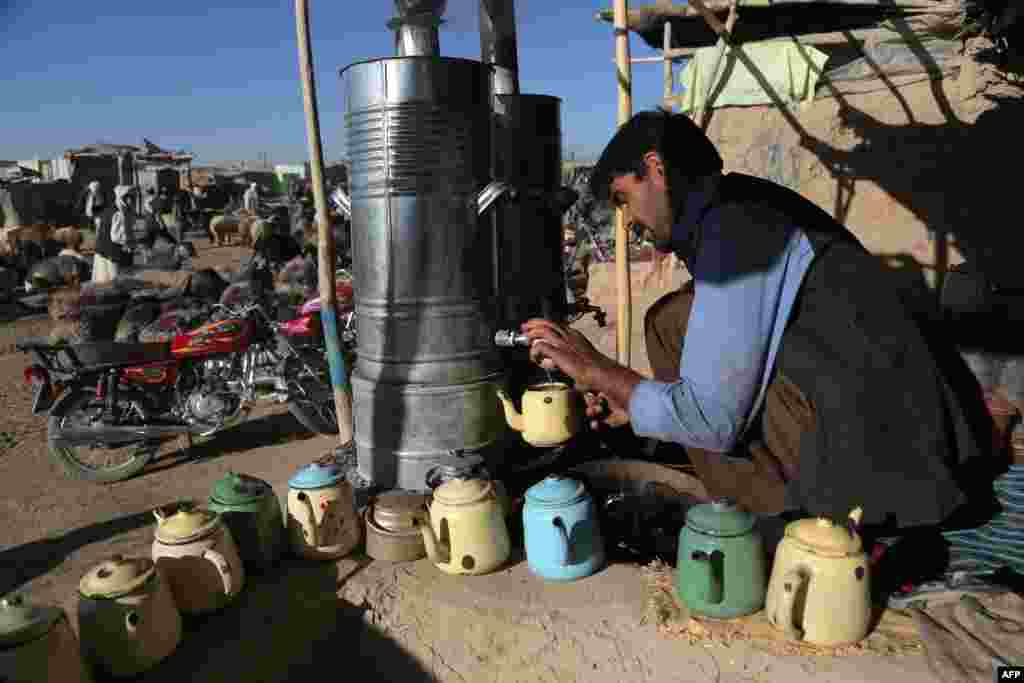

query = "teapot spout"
(496, 389), (525, 433)
(417, 512), (450, 565)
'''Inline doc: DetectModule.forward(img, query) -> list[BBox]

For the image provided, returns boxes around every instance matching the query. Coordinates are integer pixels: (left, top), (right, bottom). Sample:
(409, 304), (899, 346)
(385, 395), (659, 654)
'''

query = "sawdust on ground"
(640, 560), (925, 658)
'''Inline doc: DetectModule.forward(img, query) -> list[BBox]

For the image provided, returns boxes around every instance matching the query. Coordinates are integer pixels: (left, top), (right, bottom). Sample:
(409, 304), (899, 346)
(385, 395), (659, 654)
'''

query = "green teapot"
(208, 471), (284, 573)
(675, 499), (767, 619)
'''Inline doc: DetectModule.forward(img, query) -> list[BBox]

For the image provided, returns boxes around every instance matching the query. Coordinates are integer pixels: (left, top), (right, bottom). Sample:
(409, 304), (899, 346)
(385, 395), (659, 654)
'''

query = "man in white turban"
(243, 182), (260, 214)
(92, 185), (137, 283)
(83, 180), (105, 232)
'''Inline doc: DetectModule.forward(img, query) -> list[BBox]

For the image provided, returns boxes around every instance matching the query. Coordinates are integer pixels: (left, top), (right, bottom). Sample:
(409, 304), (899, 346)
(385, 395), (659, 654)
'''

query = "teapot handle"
(552, 517), (571, 566)
(203, 548), (234, 597)
(689, 550), (724, 605)
(296, 491), (319, 548)
(773, 569), (806, 641)
(125, 611), (141, 634)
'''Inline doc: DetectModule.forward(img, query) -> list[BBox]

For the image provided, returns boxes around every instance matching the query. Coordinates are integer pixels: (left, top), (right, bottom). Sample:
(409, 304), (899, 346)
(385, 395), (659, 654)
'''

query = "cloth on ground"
(677, 38), (829, 112)
(911, 592), (1024, 682)
(943, 465), (1024, 577)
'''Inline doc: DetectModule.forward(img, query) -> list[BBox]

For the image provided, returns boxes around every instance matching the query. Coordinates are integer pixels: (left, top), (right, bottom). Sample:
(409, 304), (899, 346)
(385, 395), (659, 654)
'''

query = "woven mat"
(641, 561), (925, 657)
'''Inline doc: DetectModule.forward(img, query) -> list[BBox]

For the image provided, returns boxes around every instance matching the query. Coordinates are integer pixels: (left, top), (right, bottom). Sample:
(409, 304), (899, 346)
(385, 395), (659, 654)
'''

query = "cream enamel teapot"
(77, 555), (181, 678)
(0, 593), (93, 682)
(151, 502), (245, 615)
(496, 382), (583, 447)
(419, 478), (511, 575)
(765, 507), (873, 646)
(287, 456), (362, 560)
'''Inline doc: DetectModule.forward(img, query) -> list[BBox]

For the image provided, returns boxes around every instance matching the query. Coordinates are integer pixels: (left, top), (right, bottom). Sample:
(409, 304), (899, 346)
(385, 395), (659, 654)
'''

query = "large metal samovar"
(337, 0), (591, 490)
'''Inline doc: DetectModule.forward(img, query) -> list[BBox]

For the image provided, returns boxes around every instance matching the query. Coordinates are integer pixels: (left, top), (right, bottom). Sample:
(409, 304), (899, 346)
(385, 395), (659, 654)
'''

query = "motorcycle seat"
(71, 342), (173, 369)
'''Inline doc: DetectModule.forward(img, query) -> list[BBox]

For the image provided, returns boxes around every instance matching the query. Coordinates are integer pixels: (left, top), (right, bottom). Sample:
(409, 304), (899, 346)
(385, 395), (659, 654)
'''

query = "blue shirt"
(628, 175), (816, 453)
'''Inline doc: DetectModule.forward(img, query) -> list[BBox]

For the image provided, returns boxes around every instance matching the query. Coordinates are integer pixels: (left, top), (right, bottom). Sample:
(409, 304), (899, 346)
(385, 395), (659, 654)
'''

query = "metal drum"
(351, 373), (505, 491)
(342, 56), (500, 384)
(493, 95), (567, 325)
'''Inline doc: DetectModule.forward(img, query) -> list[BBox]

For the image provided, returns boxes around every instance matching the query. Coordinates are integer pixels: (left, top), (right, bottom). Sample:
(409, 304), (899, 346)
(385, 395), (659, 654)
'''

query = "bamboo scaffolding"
(596, 0), (964, 24)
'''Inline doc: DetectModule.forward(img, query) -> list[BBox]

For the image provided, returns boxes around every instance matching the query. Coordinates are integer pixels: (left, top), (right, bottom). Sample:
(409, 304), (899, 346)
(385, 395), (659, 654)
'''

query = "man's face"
(608, 152), (673, 246)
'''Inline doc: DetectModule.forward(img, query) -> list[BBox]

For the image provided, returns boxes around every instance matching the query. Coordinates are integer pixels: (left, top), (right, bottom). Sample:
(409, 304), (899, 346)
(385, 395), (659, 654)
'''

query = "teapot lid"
(154, 503), (221, 544)
(289, 457), (345, 490)
(433, 478), (494, 506)
(685, 499), (756, 537)
(525, 475), (586, 507)
(372, 491), (427, 530)
(0, 594), (62, 647)
(79, 555), (156, 600)
(786, 517), (863, 557)
(211, 470), (273, 506)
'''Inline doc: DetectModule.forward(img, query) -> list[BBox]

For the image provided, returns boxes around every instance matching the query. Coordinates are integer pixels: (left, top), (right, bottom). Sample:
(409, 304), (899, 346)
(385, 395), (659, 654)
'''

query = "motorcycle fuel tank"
(171, 318), (255, 359)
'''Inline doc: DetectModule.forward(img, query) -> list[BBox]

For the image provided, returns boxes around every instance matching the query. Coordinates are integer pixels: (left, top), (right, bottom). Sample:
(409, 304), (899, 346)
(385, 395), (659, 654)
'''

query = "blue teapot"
(522, 475), (605, 581)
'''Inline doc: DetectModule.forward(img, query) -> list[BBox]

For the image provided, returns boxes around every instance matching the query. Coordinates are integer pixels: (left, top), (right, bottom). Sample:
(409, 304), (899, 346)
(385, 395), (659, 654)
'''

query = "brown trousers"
(644, 280), (816, 515)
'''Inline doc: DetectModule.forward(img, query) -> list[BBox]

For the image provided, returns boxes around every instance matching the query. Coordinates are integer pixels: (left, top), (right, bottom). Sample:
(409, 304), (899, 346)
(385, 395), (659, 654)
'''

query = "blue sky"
(1, 0), (679, 166)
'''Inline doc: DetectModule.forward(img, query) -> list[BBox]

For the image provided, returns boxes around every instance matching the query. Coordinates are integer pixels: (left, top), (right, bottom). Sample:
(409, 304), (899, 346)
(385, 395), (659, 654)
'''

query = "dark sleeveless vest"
(715, 173), (985, 532)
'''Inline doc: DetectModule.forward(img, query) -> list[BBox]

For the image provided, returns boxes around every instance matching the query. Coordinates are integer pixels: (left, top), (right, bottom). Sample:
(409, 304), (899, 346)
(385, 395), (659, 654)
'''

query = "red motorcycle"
(18, 299), (341, 483)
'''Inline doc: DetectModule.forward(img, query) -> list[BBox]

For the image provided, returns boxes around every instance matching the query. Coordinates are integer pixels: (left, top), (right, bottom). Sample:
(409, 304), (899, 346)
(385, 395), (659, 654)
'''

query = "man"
(243, 182), (260, 214)
(525, 111), (988, 539)
(141, 188), (179, 254)
(82, 180), (105, 232)
(93, 185), (137, 283)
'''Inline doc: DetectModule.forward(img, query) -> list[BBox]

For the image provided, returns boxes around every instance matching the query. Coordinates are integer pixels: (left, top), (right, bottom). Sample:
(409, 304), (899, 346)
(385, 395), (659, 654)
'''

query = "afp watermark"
(998, 667), (1024, 680)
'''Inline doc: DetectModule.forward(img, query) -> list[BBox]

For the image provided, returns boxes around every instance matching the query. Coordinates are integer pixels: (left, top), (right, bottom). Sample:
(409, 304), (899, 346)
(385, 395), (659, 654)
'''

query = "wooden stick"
(627, 54), (690, 63)
(699, 0), (740, 131)
(295, 0), (355, 447)
(614, 0), (633, 367)
(663, 21), (674, 108)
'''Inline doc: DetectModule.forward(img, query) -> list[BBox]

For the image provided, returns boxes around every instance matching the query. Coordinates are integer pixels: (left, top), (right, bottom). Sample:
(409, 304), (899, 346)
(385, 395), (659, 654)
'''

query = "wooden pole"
(698, 0), (739, 131)
(613, 0), (633, 368)
(295, 0), (355, 447)
(662, 20), (673, 110)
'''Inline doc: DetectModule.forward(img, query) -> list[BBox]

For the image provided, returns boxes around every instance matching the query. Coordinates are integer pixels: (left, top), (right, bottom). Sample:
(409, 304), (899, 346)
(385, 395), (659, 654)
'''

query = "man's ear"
(642, 151), (667, 186)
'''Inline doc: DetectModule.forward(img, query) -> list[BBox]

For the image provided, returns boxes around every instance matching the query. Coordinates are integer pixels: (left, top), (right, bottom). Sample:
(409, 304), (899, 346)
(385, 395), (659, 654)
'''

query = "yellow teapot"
(418, 478), (511, 576)
(765, 507), (873, 646)
(496, 382), (583, 447)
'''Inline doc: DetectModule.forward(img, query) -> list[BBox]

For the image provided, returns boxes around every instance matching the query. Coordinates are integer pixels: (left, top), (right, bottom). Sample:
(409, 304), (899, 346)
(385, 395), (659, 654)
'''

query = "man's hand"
(521, 318), (610, 388)
(522, 318), (646, 423)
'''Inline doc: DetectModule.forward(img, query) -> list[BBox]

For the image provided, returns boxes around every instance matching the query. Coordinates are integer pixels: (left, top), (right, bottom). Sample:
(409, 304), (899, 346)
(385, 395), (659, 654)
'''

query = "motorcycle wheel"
(285, 350), (340, 435)
(48, 390), (160, 483)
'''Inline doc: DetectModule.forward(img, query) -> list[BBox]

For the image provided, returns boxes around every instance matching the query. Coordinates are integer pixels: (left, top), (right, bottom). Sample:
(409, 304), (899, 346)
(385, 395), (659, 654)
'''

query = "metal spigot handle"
(494, 329), (529, 347)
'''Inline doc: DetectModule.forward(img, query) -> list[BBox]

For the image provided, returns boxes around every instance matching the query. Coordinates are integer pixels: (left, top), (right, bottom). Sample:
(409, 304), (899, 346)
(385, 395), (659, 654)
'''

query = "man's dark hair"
(589, 110), (723, 201)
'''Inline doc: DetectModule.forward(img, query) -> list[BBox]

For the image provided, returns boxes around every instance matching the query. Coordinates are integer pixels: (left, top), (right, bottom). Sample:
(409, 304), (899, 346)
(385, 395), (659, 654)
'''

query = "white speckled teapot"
(151, 502), (245, 615)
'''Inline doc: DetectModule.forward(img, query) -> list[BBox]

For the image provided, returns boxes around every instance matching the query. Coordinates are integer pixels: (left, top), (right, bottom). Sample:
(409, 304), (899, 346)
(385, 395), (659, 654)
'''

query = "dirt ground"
(0, 239), (943, 683)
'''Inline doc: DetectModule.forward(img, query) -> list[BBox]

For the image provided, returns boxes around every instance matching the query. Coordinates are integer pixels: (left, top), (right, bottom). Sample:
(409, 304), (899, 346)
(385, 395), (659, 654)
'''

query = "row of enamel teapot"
(150, 457), (363, 614)
(0, 458), (364, 683)
(376, 473), (607, 582)
(676, 500), (873, 647)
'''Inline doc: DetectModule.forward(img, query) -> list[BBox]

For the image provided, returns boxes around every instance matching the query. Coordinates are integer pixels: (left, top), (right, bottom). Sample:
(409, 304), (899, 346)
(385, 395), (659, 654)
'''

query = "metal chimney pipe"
(480, 0), (520, 95)
(388, 0), (446, 56)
